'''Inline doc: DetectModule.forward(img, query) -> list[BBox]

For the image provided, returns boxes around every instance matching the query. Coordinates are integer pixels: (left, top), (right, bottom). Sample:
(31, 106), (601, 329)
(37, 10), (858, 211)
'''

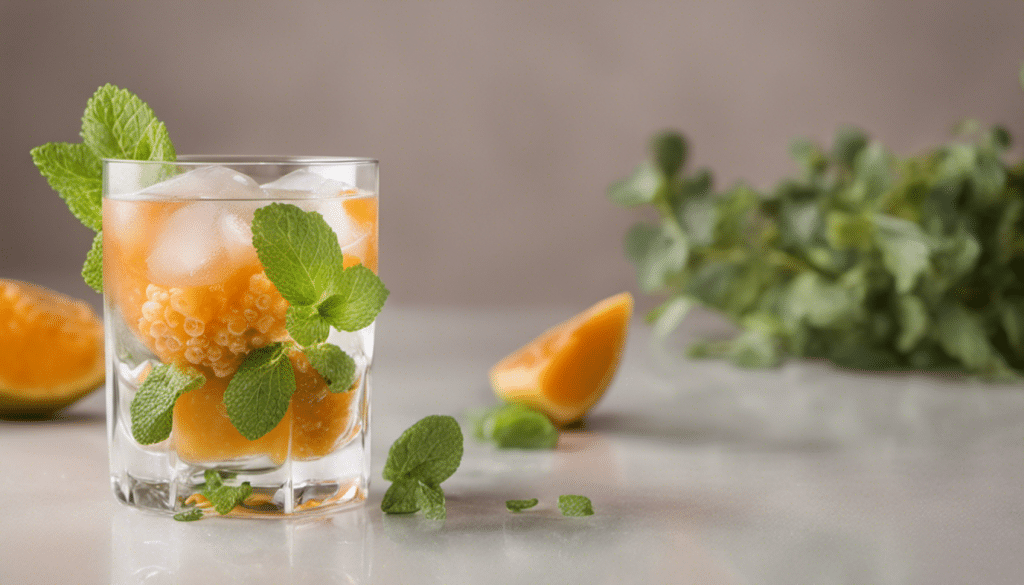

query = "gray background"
(2, 1), (1022, 310)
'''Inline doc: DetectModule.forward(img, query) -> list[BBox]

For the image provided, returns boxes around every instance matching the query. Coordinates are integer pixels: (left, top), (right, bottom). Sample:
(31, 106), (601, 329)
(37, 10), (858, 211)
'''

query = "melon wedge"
(0, 280), (104, 418)
(490, 292), (633, 426)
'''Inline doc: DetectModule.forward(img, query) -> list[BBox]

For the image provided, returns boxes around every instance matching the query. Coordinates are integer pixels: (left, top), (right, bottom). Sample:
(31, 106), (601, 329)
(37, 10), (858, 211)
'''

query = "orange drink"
(104, 157), (379, 516)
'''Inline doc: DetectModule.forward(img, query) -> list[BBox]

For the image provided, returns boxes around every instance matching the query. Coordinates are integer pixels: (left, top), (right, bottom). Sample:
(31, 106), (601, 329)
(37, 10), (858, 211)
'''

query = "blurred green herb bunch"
(609, 71), (1024, 379)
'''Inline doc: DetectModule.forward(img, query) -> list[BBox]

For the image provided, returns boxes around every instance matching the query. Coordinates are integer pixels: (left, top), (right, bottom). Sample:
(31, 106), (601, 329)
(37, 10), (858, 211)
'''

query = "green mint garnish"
(31, 84), (176, 293)
(224, 203), (388, 438)
(129, 363), (206, 445)
(200, 470), (252, 515)
(223, 343), (296, 441)
(558, 495), (594, 517)
(415, 483), (447, 521)
(173, 509), (204, 522)
(285, 305), (330, 346)
(251, 203), (346, 307)
(30, 142), (103, 231)
(82, 232), (104, 292)
(304, 343), (357, 393)
(381, 415), (464, 519)
(81, 84), (176, 161)
(473, 403), (559, 449)
(380, 479), (422, 514)
(505, 498), (539, 512)
(318, 265), (391, 331)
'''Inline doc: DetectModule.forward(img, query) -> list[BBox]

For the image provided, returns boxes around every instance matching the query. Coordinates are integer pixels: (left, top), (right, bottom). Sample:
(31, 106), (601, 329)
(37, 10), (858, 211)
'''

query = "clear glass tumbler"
(103, 156), (379, 516)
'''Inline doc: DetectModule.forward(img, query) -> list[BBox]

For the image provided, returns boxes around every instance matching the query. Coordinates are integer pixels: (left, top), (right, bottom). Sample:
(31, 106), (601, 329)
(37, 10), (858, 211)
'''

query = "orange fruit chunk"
(0, 280), (104, 417)
(490, 292), (633, 426)
(172, 350), (358, 464)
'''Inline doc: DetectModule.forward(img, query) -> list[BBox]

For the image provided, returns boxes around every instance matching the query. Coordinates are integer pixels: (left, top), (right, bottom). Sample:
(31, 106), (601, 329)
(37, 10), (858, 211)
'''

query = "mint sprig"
(381, 415), (464, 519)
(130, 363), (206, 445)
(221, 203), (387, 439)
(31, 84), (176, 292)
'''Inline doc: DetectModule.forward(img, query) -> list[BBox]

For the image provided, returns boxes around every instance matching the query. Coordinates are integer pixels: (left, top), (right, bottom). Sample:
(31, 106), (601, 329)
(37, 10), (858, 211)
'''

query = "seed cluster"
(137, 271), (288, 377)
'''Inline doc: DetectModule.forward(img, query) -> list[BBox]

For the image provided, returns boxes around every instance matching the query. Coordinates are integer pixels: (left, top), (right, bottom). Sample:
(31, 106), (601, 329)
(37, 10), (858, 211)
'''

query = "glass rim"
(102, 155), (378, 166)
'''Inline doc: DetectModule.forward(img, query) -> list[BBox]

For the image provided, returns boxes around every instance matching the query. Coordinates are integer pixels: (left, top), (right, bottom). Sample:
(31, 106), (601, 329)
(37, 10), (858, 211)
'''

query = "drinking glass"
(103, 156), (379, 516)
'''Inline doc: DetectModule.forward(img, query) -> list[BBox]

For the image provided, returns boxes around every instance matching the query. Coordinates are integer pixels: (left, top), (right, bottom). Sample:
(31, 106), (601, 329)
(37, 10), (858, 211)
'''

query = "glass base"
(112, 470), (368, 518)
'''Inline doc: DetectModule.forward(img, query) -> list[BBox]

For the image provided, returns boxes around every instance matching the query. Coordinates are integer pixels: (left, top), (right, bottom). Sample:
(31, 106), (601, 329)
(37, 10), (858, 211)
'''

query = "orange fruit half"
(490, 292), (633, 427)
(0, 280), (104, 418)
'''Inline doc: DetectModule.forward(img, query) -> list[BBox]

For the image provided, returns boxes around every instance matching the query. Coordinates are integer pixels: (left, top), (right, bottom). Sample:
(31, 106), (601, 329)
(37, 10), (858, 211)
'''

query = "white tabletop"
(2, 306), (1023, 584)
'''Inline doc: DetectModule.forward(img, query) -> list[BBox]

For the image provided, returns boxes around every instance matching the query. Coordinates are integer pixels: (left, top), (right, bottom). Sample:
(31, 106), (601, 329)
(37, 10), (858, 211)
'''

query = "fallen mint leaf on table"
(473, 403), (558, 449)
(505, 498), (539, 512)
(381, 415), (464, 519)
(558, 495), (594, 517)
(173, 509), (204, 522)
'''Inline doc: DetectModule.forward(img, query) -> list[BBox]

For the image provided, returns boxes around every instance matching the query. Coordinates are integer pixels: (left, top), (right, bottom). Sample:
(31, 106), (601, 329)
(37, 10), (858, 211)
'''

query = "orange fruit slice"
(490, 292), (633, 426)
(0, 280), (104, 418)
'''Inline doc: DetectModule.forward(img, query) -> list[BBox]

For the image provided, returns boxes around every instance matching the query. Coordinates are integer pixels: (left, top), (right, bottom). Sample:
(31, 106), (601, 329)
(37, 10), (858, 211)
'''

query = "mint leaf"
(650, 131), (687, 178)
(200, 469), (252, 515)
(382, 415), (464, 485)
(416, 483), (446, 521)
(381, 415), (464, 519)
(318, 265), (390, 332)
(29, 142), (103, 231)
(173, 509), (204, 522)
(223, 343), (296, 440)
(558, 495), (594, 517)
(82, 232), (103, 293)
(895, 295), (929, 353)
(475, 403), (558, 449)
(286, 305), (329, 346)
(608, 162), (663, 207)
(937, 305), (996, 371)
(305, 343), (356, 393)
(81, 84), (176, 161)
(505, 498), (539, 512)
(129, 364), (206, 445)
(251, 203), (344, 306)
(381, 480), (421, 514)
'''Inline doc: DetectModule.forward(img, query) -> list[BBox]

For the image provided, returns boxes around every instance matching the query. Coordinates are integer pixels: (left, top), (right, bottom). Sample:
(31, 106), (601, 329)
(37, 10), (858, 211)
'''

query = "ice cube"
(314, 197), (368, 252)
(139, 166), (265, 200)
(260, 168), (356, 199)
(147, 202), (258, 287)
